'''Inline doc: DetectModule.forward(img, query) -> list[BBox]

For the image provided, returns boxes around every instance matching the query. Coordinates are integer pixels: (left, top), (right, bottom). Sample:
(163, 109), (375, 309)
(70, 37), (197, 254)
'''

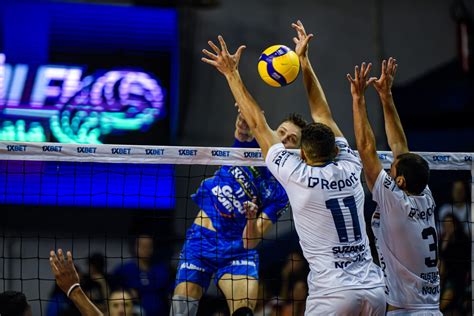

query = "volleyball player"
(347, 58), (441, 315)
(170, 111), (306, 316)
(201, 29), (385, 315)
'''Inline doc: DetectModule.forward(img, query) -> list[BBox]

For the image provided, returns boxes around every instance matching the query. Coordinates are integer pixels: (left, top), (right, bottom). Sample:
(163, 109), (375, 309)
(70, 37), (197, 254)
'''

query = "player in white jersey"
(201, 22), (385, 315)
(347, 58), (441, 315)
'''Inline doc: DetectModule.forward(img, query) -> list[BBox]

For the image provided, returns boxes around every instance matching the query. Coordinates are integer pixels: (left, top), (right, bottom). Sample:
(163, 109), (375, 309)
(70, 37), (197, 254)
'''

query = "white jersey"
(371, 169), (440, 310)
(266, 137), (384, 297)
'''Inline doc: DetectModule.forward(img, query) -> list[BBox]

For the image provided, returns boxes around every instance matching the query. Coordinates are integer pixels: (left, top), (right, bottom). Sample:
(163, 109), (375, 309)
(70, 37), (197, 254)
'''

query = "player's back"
(372, 170), (440, 310)
(266, 137), (384, 297)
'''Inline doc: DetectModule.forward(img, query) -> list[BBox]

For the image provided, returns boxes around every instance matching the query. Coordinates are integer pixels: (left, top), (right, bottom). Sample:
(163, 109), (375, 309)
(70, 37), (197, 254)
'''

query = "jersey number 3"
(422, 227), (438, 267)
(326, 196), (362, 243)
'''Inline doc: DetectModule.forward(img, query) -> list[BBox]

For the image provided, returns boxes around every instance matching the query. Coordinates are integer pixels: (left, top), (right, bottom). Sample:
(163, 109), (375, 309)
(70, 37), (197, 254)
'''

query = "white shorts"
(387, 309), (442, 316)
(305, 287), (386, 316)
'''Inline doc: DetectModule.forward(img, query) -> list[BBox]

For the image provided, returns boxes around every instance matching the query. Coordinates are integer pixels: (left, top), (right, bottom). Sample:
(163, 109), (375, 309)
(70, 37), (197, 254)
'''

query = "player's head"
(300, 122), (337, 164)
(108, 288), (133, 316)
(136, 234), (154, 260)
(0, 291), (32, 316)
(276, 113), (307, 149)
(451, 180), (468, 203)
(390, 153), (430, 195)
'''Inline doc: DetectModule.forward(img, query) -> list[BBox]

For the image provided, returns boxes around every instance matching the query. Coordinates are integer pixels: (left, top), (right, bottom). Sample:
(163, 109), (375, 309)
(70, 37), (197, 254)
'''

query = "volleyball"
(258, 45), (300, 87)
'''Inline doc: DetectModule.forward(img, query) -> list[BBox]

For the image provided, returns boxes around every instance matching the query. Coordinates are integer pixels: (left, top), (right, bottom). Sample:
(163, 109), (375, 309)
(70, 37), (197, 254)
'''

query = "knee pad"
(232, 306), (254, 316)
(170, 295), (199, 316)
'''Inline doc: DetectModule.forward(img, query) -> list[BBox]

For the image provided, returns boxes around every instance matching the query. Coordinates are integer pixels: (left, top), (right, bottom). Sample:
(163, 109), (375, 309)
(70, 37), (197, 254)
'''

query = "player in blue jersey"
(170, 112), (306, 316)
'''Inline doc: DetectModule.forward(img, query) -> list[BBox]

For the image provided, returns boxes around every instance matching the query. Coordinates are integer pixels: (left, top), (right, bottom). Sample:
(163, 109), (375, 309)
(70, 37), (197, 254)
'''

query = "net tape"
(0, 141), (472, 170)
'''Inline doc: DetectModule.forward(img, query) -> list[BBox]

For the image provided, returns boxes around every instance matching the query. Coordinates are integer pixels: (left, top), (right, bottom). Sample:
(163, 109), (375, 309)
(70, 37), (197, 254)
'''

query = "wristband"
(67, 283), (81, 297)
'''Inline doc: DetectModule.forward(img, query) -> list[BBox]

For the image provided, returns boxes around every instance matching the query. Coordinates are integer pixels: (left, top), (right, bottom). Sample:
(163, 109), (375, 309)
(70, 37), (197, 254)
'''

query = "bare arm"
(292, 20), (343, 137)
(371, 57), (408, 157)
(50, 250), (104, 316)
(242, 199), (273, 249)
(201, 36), (279, 158)
(347, 63), (382, 191)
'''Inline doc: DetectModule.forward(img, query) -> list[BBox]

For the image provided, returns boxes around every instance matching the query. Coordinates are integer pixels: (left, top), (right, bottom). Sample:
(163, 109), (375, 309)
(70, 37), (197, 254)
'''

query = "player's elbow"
(243, 238), (260, 249)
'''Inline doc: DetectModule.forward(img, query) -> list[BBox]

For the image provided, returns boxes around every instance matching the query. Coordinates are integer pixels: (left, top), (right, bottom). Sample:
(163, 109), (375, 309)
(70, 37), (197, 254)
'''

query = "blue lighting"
(0, 160), (175, 209)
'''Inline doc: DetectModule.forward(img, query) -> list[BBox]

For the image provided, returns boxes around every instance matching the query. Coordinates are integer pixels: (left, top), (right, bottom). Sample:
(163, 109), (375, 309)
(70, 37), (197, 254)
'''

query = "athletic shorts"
(305, 287), (386, 316)
(174, 224), (259, 290)
(387, 309), (442, 315)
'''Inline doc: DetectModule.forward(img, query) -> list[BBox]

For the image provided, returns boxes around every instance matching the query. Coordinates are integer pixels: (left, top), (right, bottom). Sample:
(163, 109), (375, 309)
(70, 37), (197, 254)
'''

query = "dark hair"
(301, 123), (336, 162)
(280, 113), (308, 130)
(0, 291), (30, 316)
(395, 153), (430, 195)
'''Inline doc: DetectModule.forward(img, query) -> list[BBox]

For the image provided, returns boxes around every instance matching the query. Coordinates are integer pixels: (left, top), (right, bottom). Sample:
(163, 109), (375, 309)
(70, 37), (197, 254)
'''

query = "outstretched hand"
(201, 35), (246, 77)
(370, 57), (397, 96)
(291, 20), (314, 57)
(50, 249), (80, 295)
(243, 197), (258, 220)
(346, 62), (375, 98)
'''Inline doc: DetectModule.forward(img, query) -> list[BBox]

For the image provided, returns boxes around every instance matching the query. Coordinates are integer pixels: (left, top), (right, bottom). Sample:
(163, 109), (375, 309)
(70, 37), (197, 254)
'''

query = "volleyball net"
(0, 141), (472, 315)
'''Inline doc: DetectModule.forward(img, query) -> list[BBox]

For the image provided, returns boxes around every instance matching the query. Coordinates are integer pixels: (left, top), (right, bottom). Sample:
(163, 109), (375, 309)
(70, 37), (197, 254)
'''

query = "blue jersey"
(191, 140), (289, 240)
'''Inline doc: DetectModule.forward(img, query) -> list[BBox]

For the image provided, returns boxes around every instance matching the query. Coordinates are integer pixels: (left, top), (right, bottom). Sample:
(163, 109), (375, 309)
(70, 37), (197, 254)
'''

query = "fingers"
(58, 248), (65, 264)
(66, 251), (73, 266)
(202, 49), (217, 60)
(387, 57), (397, 76)
(354, 65), (359, 81)
(303, 34), (314, 46)
(367, 77), (377, 85)
(208, 40), (220, 54)
(235, 45), (246, 61)
(218, 35), (228, 54)
(364, 63), (372, 78)
(49, 250), (59, 274)
(201, 57), (218, 66)
(381, 59), (387, 75)
(346, 73), (355, 84)
(293, 37), (298, 44)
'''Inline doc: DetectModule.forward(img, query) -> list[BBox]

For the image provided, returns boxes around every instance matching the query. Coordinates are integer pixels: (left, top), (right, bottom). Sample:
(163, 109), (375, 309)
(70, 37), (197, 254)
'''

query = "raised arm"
(242, 199), (273, 249)
(201, 36), (279, 158)
(371, 57), (408, 157)
(347, 63), (382, 191)
(292, 20), (343, 137)
(50, 249), (103, 316)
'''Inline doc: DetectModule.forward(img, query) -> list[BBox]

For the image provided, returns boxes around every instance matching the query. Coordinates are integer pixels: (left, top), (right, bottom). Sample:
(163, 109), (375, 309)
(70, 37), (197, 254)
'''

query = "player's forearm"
(225, 71), (277, 157)
(352, 96), (377, 156)
(242, 218), (262, 249)
(300, 56), (331, 121)
(225, 71), (265, 132)
(379, 92), (408, 156)
(69, 288), (104, 316)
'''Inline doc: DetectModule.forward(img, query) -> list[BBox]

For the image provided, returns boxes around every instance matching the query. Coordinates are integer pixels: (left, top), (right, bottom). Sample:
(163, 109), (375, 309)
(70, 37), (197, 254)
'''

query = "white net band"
(0, 141), (472, 170)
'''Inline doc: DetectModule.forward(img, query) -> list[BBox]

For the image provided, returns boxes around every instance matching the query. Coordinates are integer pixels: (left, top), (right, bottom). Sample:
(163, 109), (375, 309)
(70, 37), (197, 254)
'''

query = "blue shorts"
(174, 224), (259, 290)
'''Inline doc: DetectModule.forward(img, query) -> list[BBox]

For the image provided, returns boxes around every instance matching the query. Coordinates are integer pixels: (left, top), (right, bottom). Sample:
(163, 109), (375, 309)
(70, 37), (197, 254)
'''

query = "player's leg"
(171, 282), (204, 316)
(170, 224), (216, 316)
(218, 273), (259, 315)
(216, 251), (260, 315)
(359, 287), (386, 315)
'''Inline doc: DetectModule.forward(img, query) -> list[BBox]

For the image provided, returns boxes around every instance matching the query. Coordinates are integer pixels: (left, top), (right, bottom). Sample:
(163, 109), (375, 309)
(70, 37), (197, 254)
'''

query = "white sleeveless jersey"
(266, 137), (384, 297)
(371, 169), (440, 309)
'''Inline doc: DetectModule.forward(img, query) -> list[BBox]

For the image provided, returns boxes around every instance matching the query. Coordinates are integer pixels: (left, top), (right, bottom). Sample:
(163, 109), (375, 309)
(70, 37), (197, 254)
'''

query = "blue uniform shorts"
(174, 224), (259, 290)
